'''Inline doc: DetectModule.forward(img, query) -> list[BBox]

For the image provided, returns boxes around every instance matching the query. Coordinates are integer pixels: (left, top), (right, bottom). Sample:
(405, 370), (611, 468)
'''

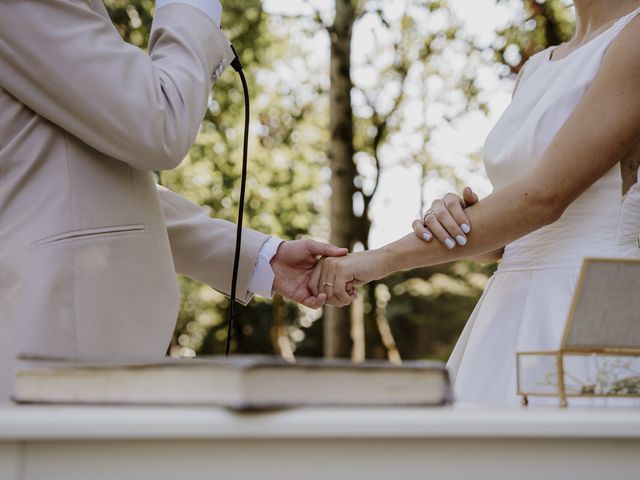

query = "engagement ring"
(423, 209), (436, 222)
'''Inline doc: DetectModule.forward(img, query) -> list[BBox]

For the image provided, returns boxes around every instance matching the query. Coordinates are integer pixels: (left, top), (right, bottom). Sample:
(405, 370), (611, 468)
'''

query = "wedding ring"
(323, 282), (334, 287)
(423, 209), (436, 222)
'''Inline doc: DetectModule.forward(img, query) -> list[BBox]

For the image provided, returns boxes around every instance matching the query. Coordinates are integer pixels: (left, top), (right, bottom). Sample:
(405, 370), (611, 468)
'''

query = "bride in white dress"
(310, 0), (640, 406)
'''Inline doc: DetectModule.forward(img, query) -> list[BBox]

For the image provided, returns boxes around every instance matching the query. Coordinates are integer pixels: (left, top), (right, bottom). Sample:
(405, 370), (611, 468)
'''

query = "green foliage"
(385, 261), (496, 360)
(495, 0), (575, 73)
(106, 0), (326, 357)
(105, 0), (155, 47)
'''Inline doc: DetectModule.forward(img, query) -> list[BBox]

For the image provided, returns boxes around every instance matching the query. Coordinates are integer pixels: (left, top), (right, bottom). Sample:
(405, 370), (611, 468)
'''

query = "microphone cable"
(225, 45), (249, 356)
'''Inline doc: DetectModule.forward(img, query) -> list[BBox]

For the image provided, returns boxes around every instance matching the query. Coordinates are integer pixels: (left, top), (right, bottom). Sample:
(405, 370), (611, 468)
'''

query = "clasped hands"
(298, 187), (479, 307)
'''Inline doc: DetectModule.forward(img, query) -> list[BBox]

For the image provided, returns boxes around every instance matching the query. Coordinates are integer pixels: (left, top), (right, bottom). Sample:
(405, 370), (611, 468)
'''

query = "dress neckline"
(546, 6), (640, 63)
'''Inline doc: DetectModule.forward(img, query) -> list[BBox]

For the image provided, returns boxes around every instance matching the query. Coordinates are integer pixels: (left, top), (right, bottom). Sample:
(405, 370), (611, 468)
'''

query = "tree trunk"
(324, 0), (358, 358)
(270, 296), (295, 362)
(365, 282), (386, 359)
(350, 289), (365, 362)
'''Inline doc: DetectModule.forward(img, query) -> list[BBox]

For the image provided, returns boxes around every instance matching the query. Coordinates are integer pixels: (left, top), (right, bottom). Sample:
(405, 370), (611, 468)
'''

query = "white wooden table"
(1, 404), (639, 480)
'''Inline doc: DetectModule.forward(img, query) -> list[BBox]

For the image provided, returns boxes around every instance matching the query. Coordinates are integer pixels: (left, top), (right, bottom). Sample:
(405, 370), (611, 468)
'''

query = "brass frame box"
(517, 258), (640, 407)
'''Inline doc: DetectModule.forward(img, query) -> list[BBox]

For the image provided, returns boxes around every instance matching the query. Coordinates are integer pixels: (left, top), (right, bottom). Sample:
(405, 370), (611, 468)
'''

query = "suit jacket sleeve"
(157, 185), (270, 305)
(0, 0), (232, 171)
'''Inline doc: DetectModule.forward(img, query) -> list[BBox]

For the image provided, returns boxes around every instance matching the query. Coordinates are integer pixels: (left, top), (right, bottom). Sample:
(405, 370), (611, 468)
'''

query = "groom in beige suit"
(0, 0), (348, 401)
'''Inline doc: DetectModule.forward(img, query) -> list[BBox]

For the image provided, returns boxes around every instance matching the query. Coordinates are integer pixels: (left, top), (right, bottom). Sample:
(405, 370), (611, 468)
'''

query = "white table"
(1, 404), (639, 480)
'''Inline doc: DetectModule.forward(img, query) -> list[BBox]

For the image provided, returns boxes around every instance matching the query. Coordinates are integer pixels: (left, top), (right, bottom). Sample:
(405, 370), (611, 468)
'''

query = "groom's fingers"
(301, 293), (327, 310)
(305, 239), (348, 258)
(332, 274), (352, 306)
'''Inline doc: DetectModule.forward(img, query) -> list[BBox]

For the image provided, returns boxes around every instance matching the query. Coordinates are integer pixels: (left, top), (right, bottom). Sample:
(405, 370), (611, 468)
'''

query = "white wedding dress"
(448, 7), (640, 406)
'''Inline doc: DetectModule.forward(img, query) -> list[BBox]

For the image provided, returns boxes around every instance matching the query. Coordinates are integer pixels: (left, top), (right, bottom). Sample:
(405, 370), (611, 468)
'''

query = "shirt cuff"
(247, 237), (283, 299)
(156, 0), (222, 26)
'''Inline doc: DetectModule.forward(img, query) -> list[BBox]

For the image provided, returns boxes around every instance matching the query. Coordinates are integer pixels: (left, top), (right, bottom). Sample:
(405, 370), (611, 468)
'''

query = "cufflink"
(211, 62), (225, 82)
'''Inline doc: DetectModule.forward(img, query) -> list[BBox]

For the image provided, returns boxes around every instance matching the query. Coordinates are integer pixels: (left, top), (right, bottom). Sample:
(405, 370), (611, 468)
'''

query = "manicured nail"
(445, 238), (456, 249)
(456, 235), (467, 246)
(461, 223), (471, 234)
(422, 232), (432, 241)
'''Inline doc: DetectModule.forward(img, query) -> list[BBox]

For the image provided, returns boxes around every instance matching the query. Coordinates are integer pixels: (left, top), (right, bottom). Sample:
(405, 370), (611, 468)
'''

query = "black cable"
(225, 46), (249, 356)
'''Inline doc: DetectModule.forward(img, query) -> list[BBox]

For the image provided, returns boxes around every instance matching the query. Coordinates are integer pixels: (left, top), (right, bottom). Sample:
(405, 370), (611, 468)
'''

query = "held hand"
(412, 187), (479, 249)
(270, 239), (348, 309)
(308, 251), (389, 307)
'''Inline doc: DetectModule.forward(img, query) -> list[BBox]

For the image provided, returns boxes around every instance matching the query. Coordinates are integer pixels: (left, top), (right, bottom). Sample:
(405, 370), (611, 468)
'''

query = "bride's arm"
(377, 175), (557, 274)
(313, 18), (640, 295)
(469, 248), (504, 264)
(322, 174), (559, 287)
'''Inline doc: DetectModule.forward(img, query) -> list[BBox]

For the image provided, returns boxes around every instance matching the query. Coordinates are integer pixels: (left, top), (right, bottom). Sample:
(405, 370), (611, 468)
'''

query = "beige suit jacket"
(0, 0), (269, 400)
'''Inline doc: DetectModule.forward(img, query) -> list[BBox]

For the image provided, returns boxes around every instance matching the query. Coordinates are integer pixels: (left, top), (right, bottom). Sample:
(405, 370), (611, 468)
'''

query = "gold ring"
(323, 283), (334, 287)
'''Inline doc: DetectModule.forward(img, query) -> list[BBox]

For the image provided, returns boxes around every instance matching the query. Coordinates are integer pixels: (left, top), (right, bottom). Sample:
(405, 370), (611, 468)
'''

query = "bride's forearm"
(376, 179), (560, 274)
(469, 248), (504, 264)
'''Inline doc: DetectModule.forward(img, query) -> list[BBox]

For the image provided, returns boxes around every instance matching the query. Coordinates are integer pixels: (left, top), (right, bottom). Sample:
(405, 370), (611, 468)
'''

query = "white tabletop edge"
(1, 404), (639, 440)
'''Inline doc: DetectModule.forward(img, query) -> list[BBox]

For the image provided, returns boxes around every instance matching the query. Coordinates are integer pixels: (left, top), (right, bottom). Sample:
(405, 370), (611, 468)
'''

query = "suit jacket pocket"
(32, 225), (146, 250)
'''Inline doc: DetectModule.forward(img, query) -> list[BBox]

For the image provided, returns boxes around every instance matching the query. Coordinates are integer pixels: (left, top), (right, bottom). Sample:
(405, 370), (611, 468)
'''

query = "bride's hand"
(307, 251), (389, 307)
(412, 187), (479, 249)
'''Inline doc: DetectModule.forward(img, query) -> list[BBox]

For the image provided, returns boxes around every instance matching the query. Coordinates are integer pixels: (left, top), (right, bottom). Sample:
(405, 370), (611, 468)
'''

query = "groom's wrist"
(247, 237), (283, 298)
(269, 240), (288, 294)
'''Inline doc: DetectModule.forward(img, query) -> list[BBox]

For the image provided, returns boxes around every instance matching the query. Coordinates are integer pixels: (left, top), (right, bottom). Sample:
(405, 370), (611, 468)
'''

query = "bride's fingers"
(308, 260), (324, 297)
(319, 262), (336, 302)
(301, 292), (327, 310)
(441, 194), (471, 238)
(412, 219), (433, 242)
(333, 271), (355, 306)
(319, 258), (352, 307)
(424, 214), (457, 249)
(425, 197), (467, 248)
(343, 273), (358, 302)
(462, 187), (479, 207)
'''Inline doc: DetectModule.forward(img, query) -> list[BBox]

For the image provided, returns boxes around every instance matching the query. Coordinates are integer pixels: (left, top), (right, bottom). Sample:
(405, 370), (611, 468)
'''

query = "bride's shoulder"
(609, 11), (640, 59)
(600, 13), (640, 79)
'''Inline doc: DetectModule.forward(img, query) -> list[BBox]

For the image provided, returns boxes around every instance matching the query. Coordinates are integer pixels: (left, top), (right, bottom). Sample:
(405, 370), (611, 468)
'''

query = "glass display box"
(517, 258), (640, 407)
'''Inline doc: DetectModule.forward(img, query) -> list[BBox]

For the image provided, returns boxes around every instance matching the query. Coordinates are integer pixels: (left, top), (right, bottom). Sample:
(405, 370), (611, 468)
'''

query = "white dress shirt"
(156, 0), (223, 26)
(247, 236), (284, 298)
(156, 0), (282, 299)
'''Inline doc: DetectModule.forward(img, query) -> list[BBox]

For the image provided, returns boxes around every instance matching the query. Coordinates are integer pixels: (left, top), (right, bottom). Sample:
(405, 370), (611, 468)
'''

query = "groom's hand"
(270, 239), (348, 309)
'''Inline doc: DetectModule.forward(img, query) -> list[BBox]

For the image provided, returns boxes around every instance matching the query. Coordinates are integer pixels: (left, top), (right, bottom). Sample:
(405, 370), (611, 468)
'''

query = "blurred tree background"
(105, 0), (574, 362)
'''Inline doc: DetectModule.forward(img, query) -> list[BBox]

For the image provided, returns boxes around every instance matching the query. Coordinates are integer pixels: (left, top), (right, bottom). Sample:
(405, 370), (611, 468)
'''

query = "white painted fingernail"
(445, 238), (455, 249)
(456, 235), (467, 246)
(422, 232), (432, 241)
(461, 223), (471, 234)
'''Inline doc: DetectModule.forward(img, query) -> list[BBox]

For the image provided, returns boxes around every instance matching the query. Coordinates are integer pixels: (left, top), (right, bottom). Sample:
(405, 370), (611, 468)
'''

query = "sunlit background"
(265, 0), (524, 248)
(106, 0), (575, 362)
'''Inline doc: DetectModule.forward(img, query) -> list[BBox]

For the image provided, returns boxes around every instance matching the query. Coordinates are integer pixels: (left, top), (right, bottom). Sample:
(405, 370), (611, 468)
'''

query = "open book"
(13, 355), (451, 410)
